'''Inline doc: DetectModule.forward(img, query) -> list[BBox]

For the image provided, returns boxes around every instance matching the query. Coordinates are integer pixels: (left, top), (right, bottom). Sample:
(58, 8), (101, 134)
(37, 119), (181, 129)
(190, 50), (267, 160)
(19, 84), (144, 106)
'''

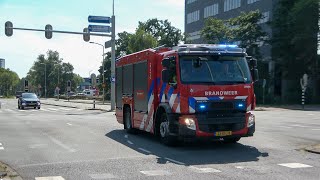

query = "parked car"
(18, 93), (41, 110)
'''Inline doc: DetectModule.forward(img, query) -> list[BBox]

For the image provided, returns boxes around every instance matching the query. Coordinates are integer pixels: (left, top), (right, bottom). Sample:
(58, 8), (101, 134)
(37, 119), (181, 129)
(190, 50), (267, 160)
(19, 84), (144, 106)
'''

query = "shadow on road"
(105, 130), (269, 166)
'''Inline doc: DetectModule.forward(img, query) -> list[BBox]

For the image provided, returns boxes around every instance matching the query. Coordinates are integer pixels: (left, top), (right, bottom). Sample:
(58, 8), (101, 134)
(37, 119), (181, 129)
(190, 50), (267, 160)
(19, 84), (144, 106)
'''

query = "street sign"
(88, 16), (111, 24)
(88, 25), (111, 33)
(110, 77), (115, 83)
(105, 40), (112, 48)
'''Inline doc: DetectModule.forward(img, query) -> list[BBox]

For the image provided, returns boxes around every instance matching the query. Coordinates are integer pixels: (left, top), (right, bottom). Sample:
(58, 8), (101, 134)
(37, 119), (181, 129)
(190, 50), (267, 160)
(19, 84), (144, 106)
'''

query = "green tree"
(98, 52), (111, 100)
(128, 29), (158, 53)
(271, 0), (319, 103)
(229, 10), (267, 57)
(26, 50), (81, 97)
(0, 68), (20, 97)
(138, 18), (184, 47)
(201, 17), (232, 44)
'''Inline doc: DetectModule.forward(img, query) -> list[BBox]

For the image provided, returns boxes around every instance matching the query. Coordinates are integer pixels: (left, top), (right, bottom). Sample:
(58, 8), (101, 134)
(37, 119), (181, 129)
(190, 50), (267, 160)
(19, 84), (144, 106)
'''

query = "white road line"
(127, 140), (133, 145)
(47, 108), (58, 111)
(165, 158), (185, 165)
(59, 108), (72, 111)
(278, 126), (293, 129)
(311, 129), (320, 131)
(140, 170), (171, 176)
(89, 173), (117, 179)
(0, 143), (2, 146)
(138, 148), (151, 154)
(235, 166), (245, 169)
(189, 166), (221, 173)
(0, 147), (4, 150)
(278, 163), (313, 168)
(35, 176), (65, 180)
(40, 108), (50, 112)
(66, 123), (72, 126)
(44, 133), (76, 153)
(291, 124), (309, 128)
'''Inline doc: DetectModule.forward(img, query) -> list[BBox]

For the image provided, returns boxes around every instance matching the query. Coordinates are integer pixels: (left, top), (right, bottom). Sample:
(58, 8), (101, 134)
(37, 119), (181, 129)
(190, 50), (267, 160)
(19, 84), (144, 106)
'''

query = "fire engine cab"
(115, 44), (258, 145)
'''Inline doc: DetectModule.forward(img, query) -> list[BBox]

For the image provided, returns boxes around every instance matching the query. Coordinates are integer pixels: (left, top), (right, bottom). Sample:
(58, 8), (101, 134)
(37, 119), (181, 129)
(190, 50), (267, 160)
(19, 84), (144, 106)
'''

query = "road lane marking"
(278, 163), (313, 168)
(124, 135), (128, 138)
(0, 147), (4, 150)
(40, 108), (50, 112)
(235, 166), (245, 169)
(127, 140), (133, 145)
(311, 129), (320, 131)
(89, 173), (117, 179)
(278, 126), (293, 129)
(291, 124), (309, 128)
(44, 133), (76, 152)
(47, 108), (58, 111)
(140, 170), (171, 176)
(35, 176), (65, 180)
(138, 148), (151, 154)
(189, 166), (221, 173)
(0, 143), (2, 146)
(66, 123), (72, 126)
(165, 158), (185, 165)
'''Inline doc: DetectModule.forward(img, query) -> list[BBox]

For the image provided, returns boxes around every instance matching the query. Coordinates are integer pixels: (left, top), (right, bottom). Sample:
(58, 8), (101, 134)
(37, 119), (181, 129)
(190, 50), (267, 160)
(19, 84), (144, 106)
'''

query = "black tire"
(21, 106), (24, 110)
(38, 106), (41, 109)
(223, 137), (241, 144)
(124, 107), (135, 134)
(159, 113), (177, 146)
(18, 104), (20, 109)
(34, 107), (36, 109)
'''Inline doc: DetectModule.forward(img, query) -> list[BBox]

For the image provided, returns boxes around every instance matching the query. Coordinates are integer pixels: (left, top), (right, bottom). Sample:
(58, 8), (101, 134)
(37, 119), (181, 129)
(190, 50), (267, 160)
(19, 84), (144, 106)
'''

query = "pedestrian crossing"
(0, 107), (85, 114)
(33, 162), (315, 180)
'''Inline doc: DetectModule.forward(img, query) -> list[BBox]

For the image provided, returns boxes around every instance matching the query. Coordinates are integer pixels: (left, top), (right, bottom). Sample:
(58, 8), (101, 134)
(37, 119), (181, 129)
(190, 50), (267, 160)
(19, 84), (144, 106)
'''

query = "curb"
(42, 102), (109, 112)
(0, 162), (23, 180)
(304, 144), (320, 154)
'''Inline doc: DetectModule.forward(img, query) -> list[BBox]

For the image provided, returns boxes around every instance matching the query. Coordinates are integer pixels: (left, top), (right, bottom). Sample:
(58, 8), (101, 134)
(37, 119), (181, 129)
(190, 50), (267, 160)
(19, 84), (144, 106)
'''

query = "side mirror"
(162, 69), (171, 83)
(162, 56), (176, 69)
(252, 69), (259, 82)
(249, 58), (257, 68)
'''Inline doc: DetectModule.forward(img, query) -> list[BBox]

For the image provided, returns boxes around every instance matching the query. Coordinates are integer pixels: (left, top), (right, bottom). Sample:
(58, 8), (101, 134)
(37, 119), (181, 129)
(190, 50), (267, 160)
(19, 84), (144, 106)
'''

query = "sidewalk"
(41, 98), (111, 111)
(0, 162), (22, 180)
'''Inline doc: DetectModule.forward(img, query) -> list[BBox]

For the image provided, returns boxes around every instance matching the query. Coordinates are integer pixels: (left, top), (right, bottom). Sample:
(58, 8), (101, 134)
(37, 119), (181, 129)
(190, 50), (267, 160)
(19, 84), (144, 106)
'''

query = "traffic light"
(24, 80), (29, 92)
(45, 24), (53, 39)
(67, 80), (71, 92)
(83, 28), (90, 42)
(5, 21), (13, 37)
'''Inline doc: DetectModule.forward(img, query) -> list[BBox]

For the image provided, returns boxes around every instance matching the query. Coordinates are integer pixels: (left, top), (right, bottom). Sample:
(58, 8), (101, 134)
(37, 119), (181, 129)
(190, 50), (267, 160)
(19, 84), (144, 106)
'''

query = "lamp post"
(89, 41), (105, 104)
(40, 62), (47, 99)
(54, 64), (60, 100)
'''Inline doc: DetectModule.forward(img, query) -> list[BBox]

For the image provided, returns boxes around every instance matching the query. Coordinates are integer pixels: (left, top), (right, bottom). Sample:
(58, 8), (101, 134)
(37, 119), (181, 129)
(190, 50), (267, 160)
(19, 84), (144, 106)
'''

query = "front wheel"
(159, 113), (177, 146)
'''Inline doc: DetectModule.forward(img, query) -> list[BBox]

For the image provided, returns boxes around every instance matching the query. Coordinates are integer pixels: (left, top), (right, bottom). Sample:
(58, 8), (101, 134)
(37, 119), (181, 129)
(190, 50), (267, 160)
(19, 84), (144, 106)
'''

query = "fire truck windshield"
(179, 55), (252, 84)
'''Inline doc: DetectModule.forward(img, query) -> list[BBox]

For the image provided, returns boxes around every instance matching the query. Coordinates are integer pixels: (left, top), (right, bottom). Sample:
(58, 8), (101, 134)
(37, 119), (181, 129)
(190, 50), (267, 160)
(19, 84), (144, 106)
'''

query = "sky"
(0, 0), (185, 78)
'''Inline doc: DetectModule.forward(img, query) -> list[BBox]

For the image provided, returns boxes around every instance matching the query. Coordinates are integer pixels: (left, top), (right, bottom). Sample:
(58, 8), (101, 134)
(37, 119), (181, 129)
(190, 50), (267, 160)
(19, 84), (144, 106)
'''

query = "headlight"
(247, 114), (255, 127)
(37, 101), (41, 105)
(184, 118), (196, 130)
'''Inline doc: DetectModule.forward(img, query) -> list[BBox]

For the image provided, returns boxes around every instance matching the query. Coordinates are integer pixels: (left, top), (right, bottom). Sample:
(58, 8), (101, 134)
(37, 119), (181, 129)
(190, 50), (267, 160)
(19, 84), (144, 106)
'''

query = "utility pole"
(111, 0), (116, 111)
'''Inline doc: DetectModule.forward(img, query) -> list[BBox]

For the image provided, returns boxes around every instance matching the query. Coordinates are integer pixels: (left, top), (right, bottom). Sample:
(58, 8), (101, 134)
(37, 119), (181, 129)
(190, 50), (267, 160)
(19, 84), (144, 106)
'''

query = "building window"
(187, 0), (197, 4)
(187, 10), (200, 24)
(204, 3), (219, 18)
(224, 0), (241, 12)
(247, 0), (260, 4)
(186, 31), (201, 41)
(258, 11), (270, 24)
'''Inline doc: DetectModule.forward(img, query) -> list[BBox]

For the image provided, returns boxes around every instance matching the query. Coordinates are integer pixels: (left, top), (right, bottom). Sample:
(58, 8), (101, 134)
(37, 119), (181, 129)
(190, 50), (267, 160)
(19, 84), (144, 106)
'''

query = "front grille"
(196, 113), (246, 133)
(210, 102), (234, 110)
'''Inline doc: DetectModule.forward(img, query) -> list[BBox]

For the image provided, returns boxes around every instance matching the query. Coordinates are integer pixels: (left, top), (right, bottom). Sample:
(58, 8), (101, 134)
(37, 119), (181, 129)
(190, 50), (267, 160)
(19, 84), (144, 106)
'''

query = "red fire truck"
(115, 44), (258, 145)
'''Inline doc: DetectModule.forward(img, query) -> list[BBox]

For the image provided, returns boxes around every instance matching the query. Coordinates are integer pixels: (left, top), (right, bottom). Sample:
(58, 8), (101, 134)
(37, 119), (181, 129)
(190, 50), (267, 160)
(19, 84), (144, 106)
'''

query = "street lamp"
(89, 41), (106, 104)
(40, 62), (47, 99)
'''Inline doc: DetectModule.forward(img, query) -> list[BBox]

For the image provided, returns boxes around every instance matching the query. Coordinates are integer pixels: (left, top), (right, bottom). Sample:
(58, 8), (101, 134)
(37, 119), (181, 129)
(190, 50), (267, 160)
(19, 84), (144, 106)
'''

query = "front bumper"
(169, 112), (255, 139)
(22, 102), (40, 107)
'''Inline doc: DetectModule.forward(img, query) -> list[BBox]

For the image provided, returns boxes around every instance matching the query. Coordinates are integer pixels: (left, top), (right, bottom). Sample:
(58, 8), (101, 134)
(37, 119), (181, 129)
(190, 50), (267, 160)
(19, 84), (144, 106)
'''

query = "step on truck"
(115, 44), (258, 145)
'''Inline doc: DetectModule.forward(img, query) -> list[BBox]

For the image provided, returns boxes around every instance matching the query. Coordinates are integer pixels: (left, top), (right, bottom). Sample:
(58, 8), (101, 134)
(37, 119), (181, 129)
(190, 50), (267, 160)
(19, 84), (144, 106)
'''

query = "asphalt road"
(0, 98), (319, 180)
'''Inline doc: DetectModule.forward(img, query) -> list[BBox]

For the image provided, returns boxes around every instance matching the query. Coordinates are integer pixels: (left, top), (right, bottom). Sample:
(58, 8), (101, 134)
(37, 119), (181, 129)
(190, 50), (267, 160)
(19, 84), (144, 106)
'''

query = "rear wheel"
(223, 137), (241, 143)
(159, 113), (177, 146)
(124, 107), (135, 134)
(38, 106), (41, 109)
